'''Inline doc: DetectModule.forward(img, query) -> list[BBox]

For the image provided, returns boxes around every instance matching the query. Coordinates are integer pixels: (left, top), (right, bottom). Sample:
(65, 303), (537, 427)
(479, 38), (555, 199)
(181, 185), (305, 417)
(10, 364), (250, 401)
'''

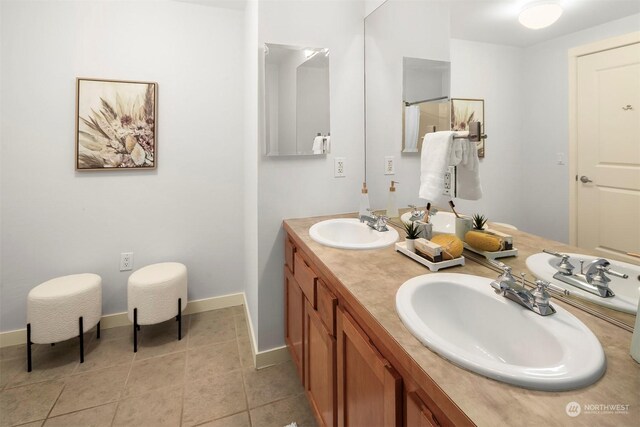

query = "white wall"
(0, 0), (246, 332)
(365, 0), (450, 209)
(520, 14), (640, 242)
(257, 0), (365, 351)
(297, 62), (330, 153)
(243, 0), (260, 351)
(448, 39), (524, 226)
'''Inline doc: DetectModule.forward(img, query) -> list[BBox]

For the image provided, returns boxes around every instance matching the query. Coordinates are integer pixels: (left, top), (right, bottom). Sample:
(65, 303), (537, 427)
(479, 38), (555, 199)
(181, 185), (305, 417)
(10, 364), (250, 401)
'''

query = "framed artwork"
(76, 78), (157, 170)
(450, 98), (485, 158)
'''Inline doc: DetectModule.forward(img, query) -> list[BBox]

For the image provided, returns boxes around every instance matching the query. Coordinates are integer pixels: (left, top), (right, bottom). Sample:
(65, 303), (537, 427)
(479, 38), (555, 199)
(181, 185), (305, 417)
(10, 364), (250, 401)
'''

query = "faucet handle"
(489, 260), (510, 272)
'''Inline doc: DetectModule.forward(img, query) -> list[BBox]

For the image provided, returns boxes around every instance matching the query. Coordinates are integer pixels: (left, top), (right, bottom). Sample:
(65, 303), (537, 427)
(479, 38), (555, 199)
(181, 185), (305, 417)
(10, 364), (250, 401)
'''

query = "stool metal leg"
(26, 323), (32, 372)
(79, 316), (84, 363)
(133, 308), (138, 353)
(97, 321), (100, 339)
(177, 298), (182, 341)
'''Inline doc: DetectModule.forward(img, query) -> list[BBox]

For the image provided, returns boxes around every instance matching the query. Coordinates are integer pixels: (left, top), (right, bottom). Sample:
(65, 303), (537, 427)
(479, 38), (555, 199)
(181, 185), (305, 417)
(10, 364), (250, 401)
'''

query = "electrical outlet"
(120, 252), (133, 271)
(442, 166), (456, 197)
(384, 156), (395, 175)
(334, 157), (346, 177)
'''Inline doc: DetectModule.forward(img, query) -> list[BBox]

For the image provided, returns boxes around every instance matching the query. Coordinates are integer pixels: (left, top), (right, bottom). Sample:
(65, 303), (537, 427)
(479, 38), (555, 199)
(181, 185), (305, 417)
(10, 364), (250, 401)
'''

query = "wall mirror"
(402, 57), (451, 153)
(264, 43), (331, 156)
(364, 0), (640, 330)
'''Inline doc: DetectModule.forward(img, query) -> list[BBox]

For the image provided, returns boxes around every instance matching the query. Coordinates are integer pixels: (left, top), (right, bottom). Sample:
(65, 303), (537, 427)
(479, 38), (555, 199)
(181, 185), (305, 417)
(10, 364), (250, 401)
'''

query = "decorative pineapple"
(472, 214), (487, 231)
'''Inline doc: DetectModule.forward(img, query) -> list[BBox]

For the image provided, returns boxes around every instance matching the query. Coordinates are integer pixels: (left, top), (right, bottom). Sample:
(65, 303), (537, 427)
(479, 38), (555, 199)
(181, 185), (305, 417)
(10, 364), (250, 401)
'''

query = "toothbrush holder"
(455, 217), (473, 241)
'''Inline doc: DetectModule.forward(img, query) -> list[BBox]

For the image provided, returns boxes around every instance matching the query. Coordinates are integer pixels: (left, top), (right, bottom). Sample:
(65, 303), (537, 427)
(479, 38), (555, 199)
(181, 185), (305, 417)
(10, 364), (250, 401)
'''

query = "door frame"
(568, 31), (640, 246)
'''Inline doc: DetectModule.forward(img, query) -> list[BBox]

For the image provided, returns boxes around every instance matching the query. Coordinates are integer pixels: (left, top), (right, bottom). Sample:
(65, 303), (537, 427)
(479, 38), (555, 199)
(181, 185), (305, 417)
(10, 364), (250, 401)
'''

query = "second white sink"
(309, 218), (399, 250)
(396, 273), (606, 391)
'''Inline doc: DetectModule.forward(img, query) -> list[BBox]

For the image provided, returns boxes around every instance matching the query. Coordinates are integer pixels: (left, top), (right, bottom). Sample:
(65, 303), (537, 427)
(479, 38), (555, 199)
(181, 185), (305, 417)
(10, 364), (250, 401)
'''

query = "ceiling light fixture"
(518, 1), (563, 30)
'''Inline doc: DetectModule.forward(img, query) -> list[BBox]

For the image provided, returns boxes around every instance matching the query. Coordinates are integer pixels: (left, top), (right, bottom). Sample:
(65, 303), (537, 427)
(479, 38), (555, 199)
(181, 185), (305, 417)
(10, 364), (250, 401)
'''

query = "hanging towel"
(419, 131), (455, 201)
(418, 131), (483, 201)
(404, 105), (420, 152)
(312, 136), (324, 154)
(455, 139), (482, 200)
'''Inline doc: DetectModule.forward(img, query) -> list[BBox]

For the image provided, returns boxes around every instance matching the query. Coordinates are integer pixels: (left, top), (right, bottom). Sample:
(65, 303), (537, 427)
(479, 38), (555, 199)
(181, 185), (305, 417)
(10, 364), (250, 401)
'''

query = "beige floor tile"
(14, 421), (44, 427)
(188, 315), (236, 348)
(237, 337), (254, 369)
(192, 308), (236, 321)
(123, 351), (186, 398)
(44, 402), (117, 427)
(234, 316), (249, 340)
(112, 385), (183, 427)
(0, 344), (31, 361)
(0, 358), (24, 389)
(135, 319), (189, 361)
(73, 337), (134, 374)
(249, 394), (317, 427)
(243, 361), (303, 409)
(96, 325), (132, 342)
(182, 370), (247, 427)
(49, 364), (129, 417)
(7, 344), (79, 388)
(0, 380), (64, 427)
(197, 411), (250, 427)
(185, 340), (240, 383)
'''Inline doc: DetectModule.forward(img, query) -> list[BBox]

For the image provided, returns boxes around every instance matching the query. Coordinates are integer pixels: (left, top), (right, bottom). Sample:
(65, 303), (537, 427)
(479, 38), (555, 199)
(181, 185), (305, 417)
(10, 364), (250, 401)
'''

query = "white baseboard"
(0, 292), (245, 348)
(240, 294), (290, 369)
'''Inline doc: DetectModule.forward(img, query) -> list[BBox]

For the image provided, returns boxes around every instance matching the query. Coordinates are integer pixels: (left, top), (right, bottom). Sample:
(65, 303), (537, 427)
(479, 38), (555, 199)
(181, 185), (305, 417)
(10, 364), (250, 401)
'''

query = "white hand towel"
(418, 131), (456, 201)
(418, 131), (482, 201)
(404, 105), (421, 152)
(456, 139), (482, 200)
(312, 136), (323, 154)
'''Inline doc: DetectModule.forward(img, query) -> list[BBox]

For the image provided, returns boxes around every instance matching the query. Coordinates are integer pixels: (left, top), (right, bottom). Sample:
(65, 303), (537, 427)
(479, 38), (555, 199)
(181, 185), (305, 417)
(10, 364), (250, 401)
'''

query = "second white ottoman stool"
(127, 262), (188, 352)
(27, 273), (102, 372)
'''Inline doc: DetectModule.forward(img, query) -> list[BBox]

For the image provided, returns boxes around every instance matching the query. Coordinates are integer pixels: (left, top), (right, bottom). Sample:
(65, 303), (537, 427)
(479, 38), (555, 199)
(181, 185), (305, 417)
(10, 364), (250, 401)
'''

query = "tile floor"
(0, 305), (317, 427)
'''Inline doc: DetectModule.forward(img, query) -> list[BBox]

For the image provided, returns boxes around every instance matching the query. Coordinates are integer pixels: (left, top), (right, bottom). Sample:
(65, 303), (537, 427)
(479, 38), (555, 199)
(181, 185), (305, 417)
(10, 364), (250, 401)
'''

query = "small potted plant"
(472, 214), (487, 231)
(403, 221), (420, 252)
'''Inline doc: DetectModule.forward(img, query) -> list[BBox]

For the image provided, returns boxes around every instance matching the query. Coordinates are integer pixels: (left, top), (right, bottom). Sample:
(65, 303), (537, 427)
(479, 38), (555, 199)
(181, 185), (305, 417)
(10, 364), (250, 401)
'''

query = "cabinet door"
(337, 308), (402, 427)
(406, 392), (439, 427)
(285, 267), (304, 380)
(305, 299), (336, 427)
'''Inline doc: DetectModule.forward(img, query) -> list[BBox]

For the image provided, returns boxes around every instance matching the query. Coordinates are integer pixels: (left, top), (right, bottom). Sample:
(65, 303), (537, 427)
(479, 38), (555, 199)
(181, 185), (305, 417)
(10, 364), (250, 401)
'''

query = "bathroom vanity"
(283, 214), (639, 427)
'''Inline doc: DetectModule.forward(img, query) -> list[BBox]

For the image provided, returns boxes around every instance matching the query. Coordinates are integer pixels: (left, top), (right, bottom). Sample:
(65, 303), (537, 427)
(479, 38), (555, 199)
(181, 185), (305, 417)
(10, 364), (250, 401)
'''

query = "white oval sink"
(401, 211), (456, 234)
(396, 273), (606, 391)
(527, 253), (640, 314)
(309, 218), (399, 250)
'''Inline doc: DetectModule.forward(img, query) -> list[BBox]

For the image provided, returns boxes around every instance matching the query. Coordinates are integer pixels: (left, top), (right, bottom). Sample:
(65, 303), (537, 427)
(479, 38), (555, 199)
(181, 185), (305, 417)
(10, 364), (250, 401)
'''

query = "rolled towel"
(312, 136), (323, 154)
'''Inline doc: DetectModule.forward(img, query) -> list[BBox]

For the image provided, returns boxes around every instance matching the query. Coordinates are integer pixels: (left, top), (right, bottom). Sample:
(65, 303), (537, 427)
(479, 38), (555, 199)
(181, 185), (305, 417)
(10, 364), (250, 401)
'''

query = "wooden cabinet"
(304, 299), (336, 427)
(285, 267), (304, 379)
(406, 392), (440, 427)
(336, 307), (402, 427)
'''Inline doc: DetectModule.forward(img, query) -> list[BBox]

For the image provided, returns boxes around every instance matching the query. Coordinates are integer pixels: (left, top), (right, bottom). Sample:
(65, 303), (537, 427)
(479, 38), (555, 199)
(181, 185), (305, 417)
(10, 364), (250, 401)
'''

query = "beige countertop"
(284, 214), (640, 427)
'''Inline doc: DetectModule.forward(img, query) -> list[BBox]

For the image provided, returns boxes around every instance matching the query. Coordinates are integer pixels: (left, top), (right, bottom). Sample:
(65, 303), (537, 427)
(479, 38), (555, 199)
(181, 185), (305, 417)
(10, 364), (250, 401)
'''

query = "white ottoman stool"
(127, 262), (187, 352)
(27, 273), (102, 372)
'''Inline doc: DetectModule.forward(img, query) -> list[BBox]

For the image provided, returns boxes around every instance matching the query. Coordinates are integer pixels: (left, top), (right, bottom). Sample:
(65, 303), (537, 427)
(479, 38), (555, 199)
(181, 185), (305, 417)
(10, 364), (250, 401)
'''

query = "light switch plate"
(334, 157), (346, 177)
(120, 252), (133, 271)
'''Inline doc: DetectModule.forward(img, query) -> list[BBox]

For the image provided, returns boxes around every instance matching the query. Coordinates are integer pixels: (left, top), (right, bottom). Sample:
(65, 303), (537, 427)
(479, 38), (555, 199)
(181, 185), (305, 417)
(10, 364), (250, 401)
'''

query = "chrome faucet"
(543, 250), (628, 298)
(407, 205), (425, 222)
(490, 262), (567, 316)
(359, 209), (390, 232)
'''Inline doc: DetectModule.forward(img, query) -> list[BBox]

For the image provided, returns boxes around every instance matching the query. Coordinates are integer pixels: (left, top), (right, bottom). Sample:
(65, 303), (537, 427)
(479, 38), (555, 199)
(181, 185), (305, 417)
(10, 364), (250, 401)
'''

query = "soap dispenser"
(386, 181), (399, 218)
(358, 182), (370, 218)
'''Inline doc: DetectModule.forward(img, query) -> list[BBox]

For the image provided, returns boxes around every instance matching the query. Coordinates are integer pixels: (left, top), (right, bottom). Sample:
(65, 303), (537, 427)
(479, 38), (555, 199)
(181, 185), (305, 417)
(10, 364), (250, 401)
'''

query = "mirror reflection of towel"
(312, 136), (324, 154)
(404, 105), (420, 152)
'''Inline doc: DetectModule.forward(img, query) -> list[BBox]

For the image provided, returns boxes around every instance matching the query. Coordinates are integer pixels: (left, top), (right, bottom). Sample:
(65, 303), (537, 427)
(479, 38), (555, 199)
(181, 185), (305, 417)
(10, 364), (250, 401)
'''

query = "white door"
(576, 42), (640, 262)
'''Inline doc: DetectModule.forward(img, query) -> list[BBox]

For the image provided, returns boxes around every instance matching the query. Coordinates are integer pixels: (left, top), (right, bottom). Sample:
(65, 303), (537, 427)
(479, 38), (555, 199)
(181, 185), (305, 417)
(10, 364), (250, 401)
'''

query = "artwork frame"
(450, 98), (485, 158)
(75, 78), (158, 171)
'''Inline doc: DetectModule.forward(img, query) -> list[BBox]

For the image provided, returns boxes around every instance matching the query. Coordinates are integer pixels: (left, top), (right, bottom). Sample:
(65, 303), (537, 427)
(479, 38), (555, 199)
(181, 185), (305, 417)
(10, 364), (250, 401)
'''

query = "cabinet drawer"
(285, 235), (296, 273)
(294, 252), (317, 308)
(317, 280), (337, 337)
